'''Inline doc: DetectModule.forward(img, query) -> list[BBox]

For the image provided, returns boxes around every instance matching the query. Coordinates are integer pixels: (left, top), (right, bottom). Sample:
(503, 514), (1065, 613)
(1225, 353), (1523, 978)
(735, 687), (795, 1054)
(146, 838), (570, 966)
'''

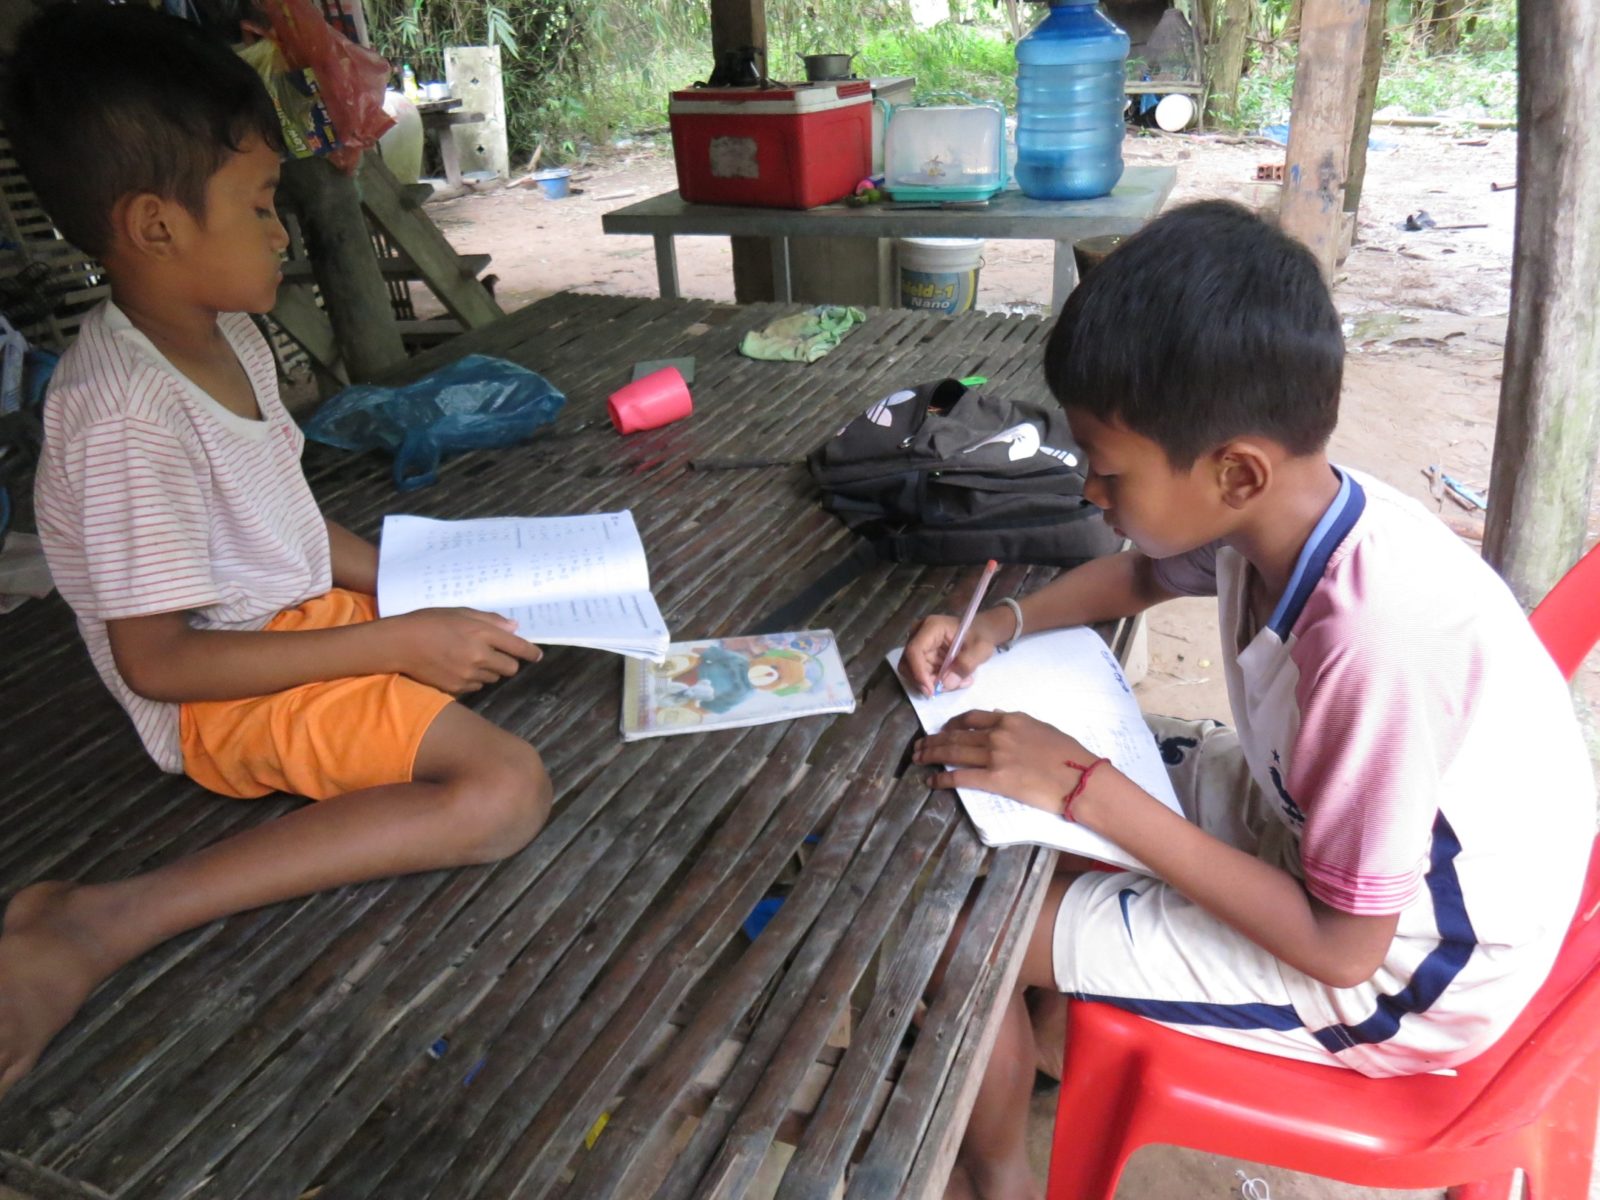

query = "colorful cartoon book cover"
(620, 629), (856, 740)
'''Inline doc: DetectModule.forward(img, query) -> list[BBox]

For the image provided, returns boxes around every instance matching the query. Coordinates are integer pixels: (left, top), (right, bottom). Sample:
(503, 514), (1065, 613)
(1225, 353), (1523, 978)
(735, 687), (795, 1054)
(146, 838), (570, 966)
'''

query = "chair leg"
(1047, 1060), (1140, 1199)
(1522, 1057), (1600, 1200)
(1045, 1129), (1132, 1200)
(1447, 1173), (1518, 1200)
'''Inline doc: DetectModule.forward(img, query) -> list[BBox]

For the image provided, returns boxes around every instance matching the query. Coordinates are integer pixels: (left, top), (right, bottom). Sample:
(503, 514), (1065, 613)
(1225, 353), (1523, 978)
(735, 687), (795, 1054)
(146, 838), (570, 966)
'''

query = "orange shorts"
(179, 589), (454, 800)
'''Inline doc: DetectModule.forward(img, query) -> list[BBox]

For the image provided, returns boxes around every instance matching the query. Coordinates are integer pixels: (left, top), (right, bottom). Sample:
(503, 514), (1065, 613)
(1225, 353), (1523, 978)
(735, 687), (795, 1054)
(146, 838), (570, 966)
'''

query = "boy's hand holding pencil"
(899, 560), (1015, 697)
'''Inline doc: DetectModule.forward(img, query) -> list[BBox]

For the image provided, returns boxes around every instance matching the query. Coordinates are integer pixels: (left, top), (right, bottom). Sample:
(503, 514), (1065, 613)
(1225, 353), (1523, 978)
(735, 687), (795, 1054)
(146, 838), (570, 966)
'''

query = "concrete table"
(416, 97), (487, 189)
(601, 164), (1177, 312)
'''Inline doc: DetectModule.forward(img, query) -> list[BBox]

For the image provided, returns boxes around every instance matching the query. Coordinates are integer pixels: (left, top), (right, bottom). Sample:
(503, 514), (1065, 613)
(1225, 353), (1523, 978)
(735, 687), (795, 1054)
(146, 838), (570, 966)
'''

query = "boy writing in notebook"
(898, 201), (1594, 1200)
(0, 5), (551, 1100)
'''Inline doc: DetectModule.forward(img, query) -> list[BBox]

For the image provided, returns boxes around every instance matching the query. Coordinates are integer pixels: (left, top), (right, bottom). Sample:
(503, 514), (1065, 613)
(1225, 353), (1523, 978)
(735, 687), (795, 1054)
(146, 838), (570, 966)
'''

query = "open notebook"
(377, 511), (669, 661)
(888, 626), (1182, 872)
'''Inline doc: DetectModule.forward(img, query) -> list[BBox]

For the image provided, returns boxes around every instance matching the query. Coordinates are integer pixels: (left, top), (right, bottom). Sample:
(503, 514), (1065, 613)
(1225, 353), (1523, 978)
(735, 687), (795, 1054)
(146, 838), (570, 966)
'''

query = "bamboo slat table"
(600, 165), (1177, 313)
(0, 293), (1117, 1200)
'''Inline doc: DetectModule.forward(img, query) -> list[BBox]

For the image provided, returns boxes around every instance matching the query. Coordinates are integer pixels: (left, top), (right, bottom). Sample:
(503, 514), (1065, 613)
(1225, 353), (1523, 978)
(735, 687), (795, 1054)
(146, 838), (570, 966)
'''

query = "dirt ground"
(420, 125), (1600, 1200)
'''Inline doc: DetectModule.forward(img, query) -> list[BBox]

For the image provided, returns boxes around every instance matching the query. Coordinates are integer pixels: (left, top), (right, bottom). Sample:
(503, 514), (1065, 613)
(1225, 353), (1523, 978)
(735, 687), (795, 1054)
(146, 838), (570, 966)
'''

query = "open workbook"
(888, 626), (1182, 872)
(377, 511), (670, 661)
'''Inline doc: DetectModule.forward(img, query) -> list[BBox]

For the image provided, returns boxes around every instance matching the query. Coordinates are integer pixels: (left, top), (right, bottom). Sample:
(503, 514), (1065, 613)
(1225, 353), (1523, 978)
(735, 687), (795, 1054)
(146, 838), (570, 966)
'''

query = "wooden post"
(1482, 3), (1600, 608)
(710, 0), (775, 303)
(1342, 0), (1386, 221)
(278, 155), (405, 381)
(1279, 0), (1368, 278)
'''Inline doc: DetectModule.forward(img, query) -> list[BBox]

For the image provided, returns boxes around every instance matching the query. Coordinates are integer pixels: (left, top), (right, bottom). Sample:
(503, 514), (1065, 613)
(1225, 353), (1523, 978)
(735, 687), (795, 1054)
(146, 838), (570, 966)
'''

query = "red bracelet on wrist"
(1061, 756), (1109, 821)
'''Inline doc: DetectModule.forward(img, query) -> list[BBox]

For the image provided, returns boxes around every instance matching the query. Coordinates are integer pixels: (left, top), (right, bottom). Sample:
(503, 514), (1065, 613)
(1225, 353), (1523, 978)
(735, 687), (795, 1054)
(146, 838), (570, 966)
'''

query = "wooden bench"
(0, 293), (1122, 1199)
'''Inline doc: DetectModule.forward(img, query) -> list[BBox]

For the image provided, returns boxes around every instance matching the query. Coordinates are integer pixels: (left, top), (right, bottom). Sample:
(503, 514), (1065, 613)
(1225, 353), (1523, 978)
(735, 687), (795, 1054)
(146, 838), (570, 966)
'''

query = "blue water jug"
(1014, 0), (1130, 200)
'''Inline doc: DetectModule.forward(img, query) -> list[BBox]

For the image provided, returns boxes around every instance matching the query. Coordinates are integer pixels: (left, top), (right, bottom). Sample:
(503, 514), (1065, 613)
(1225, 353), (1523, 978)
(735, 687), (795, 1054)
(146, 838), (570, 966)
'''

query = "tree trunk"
(1343, 0), (1387, 219)
(278, 155), (404, 381)
(1429, 0), (1465, 54)
(1482, 3), (1600, 608)
(1284, 0), (1304, 42)
(1279, 0), (1368, 278)
(1406, 0), (1430, 51)
(1204, 0), (1254, 125)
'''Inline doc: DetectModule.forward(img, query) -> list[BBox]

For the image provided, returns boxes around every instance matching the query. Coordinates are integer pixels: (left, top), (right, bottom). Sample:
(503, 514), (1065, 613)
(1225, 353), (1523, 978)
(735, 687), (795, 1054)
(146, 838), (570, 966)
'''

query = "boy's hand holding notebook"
(889, 625), (1181, 872)
(377, 511), (670, 662)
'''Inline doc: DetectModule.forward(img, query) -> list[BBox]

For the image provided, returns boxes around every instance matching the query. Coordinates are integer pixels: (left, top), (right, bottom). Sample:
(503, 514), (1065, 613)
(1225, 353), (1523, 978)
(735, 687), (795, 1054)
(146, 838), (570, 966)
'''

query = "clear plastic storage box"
(883, 96), (1006, 203)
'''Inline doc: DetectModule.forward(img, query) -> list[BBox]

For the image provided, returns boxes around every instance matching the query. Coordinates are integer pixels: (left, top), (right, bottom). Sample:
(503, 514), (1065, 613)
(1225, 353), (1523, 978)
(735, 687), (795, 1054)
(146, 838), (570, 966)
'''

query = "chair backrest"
(1447, 542), (1600, 1138)
(1529, 540), (1600, 681)
(1446, 837), (1600, 1142)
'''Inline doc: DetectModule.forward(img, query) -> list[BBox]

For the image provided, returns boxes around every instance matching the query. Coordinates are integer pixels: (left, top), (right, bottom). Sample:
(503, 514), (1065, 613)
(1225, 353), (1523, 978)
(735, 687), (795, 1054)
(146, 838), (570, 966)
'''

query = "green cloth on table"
(738, 306), (867, 363)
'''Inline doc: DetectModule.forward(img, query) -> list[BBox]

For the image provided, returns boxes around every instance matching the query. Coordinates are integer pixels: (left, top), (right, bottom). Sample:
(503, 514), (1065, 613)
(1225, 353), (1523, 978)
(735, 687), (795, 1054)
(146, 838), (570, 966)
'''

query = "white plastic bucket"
(379, 90), (424, 185)
(897, 237), (984, 314)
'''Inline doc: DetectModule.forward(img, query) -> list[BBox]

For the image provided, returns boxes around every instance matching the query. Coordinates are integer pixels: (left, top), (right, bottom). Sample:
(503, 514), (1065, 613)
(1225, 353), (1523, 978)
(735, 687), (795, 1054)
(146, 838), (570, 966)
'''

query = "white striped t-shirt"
(35, 300), (332, 772)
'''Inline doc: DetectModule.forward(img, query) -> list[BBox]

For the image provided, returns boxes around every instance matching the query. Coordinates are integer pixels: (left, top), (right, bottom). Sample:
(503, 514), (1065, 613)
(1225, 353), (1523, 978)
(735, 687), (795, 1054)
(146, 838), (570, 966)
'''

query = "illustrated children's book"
(888, 626), (1184, 872)
(621, 629), (856, 740)
(377, 511), (670, 661)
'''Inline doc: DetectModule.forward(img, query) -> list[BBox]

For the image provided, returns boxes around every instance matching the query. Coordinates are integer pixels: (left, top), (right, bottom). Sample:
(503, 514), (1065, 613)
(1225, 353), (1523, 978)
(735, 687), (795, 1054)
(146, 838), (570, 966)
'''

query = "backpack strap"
(750, 540), (882, 634)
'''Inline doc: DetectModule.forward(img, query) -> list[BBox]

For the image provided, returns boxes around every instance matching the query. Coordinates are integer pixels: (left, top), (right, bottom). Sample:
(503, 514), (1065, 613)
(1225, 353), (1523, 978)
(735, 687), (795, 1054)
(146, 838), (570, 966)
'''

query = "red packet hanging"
(258, 0), (393, 171)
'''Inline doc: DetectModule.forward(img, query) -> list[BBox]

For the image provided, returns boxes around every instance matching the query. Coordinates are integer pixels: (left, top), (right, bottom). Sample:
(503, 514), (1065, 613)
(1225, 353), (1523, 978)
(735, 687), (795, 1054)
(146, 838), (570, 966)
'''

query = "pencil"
(934, 558), (1000, 695)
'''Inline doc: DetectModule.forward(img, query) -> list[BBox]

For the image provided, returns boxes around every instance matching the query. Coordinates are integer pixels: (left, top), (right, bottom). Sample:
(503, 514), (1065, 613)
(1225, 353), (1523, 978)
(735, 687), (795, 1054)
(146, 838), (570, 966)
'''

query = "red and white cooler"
(669, 81), (873, 210)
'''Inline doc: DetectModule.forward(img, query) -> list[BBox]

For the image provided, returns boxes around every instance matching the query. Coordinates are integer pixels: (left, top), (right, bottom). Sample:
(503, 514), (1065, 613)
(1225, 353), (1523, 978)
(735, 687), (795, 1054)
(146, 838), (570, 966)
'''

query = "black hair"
(1044, 199), (1344, 469)
(2, 2), (283, 259)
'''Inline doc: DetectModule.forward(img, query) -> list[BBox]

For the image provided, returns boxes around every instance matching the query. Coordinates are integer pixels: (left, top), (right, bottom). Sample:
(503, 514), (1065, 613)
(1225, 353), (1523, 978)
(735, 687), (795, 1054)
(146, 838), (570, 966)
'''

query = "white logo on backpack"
(961, 423), (1079, 466)
(865, 388), (917, 428)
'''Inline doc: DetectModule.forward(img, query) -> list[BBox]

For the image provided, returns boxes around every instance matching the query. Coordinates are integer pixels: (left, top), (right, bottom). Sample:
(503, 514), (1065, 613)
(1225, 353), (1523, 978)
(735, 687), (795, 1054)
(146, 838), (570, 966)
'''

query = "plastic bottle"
(1013, 0), (1130, 201)
(401, 63), (421, 102)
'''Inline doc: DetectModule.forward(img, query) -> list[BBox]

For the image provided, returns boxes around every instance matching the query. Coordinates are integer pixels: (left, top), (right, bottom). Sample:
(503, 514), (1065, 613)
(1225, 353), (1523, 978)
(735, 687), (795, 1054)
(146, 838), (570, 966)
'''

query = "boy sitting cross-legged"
(0, 4), (552, 1100)
(898, 201), (1595, 1200)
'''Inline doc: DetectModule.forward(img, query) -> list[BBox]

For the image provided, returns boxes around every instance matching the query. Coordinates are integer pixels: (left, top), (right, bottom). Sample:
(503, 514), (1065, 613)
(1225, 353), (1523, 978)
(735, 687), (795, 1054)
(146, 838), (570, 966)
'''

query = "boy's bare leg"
(1028, 855), (1098, 1083)
(0, 703), (550, 1101)
(1030, 990), (1070, 1081)
(946, 874), (1075, 1200)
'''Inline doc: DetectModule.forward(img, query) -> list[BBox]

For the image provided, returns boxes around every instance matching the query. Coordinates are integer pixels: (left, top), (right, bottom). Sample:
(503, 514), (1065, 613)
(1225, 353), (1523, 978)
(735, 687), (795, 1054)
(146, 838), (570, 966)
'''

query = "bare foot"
(0, 882), (125, 1101)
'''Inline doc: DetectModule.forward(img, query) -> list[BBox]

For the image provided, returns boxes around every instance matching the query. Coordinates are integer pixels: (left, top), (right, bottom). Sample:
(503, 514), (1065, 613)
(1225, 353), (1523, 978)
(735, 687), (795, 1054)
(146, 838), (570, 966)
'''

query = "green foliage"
(1379, 46), (1517, 118)
(858, 24), (1018, 112)
(363, 0), (1520, 162)
(365, 0), (712, 161)
(1227, 1), (1517, 130)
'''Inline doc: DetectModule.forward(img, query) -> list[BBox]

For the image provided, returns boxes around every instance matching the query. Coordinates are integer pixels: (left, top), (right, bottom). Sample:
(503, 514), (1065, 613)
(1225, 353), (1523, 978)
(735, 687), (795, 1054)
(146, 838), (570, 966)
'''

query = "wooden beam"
(710, 0), (774, 303)
(1279, 0), (1369, 278)
(1342, 0), (1387, 220)
(280, 252), (491, 285)
(278, 155), (406, 381)
(268, 283), (348, 395)
(356, 153), (503, 329)
(1482, 3), (1600, 607)
(710, 0), (766, 71)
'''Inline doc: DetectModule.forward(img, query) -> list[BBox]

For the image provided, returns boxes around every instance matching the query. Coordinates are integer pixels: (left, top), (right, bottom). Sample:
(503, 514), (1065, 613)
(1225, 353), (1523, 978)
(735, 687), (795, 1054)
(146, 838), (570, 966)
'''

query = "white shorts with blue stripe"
(1052, 716), (1488, 1077)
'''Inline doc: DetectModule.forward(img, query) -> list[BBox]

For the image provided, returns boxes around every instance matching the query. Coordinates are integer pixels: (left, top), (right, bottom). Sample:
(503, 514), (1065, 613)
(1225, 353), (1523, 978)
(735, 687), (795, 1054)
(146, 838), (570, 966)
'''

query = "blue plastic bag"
(303, 355), (566, 491)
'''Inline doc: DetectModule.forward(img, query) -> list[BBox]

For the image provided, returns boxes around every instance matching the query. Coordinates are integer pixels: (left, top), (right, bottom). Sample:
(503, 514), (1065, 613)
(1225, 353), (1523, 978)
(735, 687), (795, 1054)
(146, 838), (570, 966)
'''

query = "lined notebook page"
(377, 512), (668, 659)
(889, 626), (1182, 872)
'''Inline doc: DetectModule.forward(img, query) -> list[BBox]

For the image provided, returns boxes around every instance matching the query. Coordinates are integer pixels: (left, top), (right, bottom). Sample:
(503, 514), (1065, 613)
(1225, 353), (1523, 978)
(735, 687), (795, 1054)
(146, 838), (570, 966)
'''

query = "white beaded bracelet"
(997, 597), (1024, 651)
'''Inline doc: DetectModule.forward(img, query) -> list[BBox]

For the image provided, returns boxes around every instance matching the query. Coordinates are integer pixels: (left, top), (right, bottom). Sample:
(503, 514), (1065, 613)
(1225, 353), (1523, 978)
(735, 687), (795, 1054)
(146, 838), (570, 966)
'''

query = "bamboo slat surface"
(0, 293), (1083, 1199)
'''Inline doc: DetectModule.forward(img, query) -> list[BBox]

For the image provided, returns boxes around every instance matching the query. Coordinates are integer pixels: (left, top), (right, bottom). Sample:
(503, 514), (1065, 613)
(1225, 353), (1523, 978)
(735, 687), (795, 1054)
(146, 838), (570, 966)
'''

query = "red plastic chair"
(1047, 540), (1600, 1200)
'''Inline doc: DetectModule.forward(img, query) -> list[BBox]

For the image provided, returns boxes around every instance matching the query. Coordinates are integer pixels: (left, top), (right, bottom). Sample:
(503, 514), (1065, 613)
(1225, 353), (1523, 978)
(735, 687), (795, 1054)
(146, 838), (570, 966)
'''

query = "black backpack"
(807, 377), (1122, 566)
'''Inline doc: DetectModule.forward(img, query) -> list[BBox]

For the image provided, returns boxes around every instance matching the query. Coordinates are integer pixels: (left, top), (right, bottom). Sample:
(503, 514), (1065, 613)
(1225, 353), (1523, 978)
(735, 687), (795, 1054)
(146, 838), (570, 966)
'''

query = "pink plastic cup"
(608, 366), (693, 435)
